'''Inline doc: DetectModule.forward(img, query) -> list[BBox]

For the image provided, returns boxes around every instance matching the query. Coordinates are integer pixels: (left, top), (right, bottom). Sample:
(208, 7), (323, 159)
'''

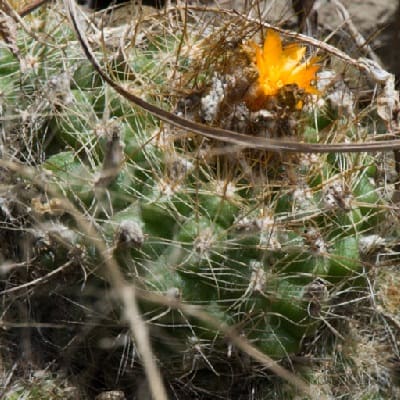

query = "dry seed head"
(95, 123), (125, 188)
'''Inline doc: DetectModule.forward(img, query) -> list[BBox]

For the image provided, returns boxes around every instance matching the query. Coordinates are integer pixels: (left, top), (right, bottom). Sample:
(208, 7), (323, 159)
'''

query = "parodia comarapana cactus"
(1, 3), (395, 398)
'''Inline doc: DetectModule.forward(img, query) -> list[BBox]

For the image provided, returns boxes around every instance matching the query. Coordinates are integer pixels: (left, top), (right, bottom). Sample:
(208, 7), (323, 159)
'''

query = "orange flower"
(245, 29), (320, 111)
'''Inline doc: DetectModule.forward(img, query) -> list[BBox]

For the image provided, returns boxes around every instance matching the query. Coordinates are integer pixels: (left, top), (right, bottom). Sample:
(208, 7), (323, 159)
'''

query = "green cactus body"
(253, 325), (302, 359)
(43, 151), (94, 206)
(328, 235), (361, 281)
(6, 9), (391, 398)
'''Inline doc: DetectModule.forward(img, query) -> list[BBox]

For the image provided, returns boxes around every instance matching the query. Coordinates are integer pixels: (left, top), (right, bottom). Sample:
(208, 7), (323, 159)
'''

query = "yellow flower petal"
(246, 30), (320, 110)
(263, 29), (282, 67)
(282, 44), (306, 70)
(255, 47), (266, 76)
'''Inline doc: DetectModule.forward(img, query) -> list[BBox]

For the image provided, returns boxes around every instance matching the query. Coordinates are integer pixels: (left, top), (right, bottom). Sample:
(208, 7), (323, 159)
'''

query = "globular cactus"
(1, 2), (399, 399)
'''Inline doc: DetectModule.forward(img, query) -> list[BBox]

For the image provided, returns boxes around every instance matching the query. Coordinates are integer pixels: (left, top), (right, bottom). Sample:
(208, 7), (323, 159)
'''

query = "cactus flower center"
(246, 29), (320, 111)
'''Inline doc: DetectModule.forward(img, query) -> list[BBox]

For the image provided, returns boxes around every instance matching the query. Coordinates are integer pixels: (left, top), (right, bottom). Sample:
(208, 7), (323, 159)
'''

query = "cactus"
(1, 2), (400, 399)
